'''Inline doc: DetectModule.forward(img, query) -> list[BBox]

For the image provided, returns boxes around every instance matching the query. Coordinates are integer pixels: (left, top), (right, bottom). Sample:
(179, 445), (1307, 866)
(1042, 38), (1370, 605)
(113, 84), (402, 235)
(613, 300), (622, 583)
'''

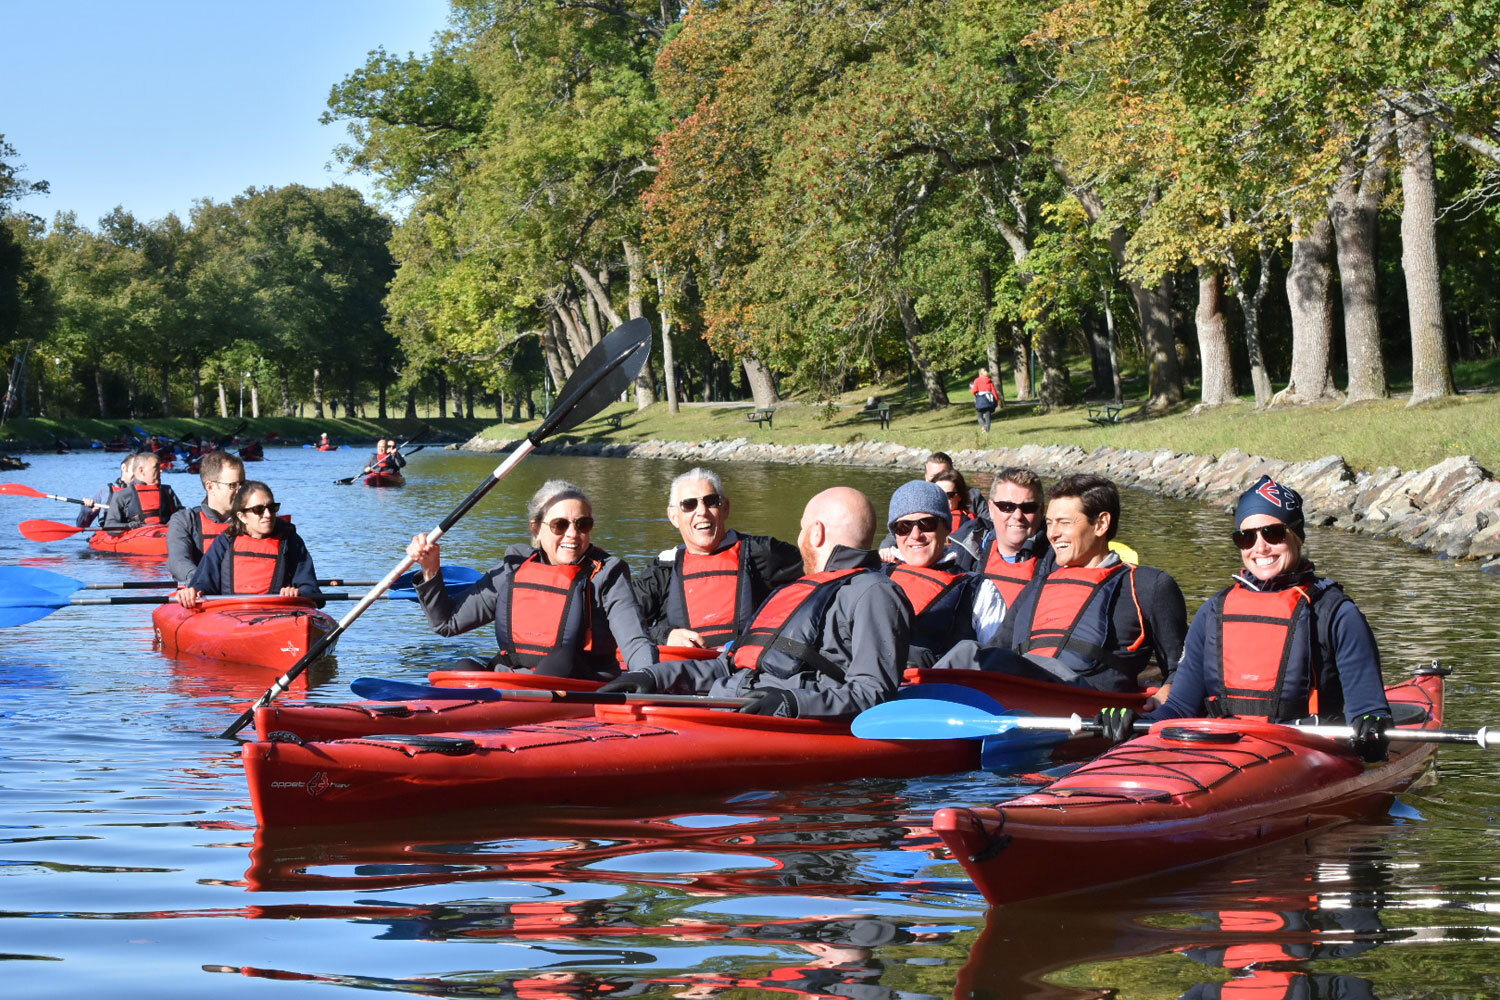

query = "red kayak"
(153, 596), (336, 672)
(362, 471), (405, 488)
(89, 523), (170, 557)
(932, 668), (1444, 906)
(254, 664), (1150, 743)
(243, 701), (981, 828)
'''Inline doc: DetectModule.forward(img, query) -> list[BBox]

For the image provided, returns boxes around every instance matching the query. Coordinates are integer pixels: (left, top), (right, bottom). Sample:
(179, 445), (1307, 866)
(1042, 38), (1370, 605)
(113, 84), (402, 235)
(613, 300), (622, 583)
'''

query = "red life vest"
(664, 538), (751, 646)
(980, 537), (1037, 608)
(886, 563), (970, 658)
(131, 483), (166, 524)
(492, 552), (616, 671)
(1007, 562), (1142, 677)
(197, 508), (230, 549)
(1201, 582), (1348, 720)
(225, 534), (286, 594)
(950, 508), (974, 533)
(730, 568), (863, 680)
(1219, 971), (1300, 1000)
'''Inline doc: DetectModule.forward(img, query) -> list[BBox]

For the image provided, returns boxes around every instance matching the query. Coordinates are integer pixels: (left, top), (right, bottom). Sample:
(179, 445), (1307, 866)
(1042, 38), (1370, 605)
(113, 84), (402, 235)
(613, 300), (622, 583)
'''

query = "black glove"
(597, 670), (657, 695)
(1351, 714), (1390, 763)
(1093, 707), (1138, 744)
(737, 686), (799, 717)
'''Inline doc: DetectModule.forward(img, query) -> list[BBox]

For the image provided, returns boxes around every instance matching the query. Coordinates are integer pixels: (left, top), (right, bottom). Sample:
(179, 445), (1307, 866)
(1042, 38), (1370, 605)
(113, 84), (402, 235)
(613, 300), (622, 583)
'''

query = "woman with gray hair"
(405, 478), (656, 679)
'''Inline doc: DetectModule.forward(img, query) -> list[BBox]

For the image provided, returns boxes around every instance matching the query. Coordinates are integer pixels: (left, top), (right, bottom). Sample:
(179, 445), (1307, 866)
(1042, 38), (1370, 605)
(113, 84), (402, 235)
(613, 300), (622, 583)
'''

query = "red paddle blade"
(18, 519), (87, 541)
(0, 483), (48, 499)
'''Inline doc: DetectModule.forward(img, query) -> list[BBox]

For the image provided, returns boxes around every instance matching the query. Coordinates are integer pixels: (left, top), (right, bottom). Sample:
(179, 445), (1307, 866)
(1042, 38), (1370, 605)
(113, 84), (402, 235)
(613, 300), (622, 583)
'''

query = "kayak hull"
(243, 703), (980, 827)
(255, 662), (1149, 743)
(932, 670), (1444, 905)
(153, 596), (337, 672)
(363, 471), (405, 488)
(88, 523), (170, 557)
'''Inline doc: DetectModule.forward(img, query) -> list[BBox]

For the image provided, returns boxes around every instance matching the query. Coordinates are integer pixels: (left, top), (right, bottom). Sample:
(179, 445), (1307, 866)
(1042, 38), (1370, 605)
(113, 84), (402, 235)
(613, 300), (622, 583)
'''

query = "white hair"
(669, 467), (725, 506)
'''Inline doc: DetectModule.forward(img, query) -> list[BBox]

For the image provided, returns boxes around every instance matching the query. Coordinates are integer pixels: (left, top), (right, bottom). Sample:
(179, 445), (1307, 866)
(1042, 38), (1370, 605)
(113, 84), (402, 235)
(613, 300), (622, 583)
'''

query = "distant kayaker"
(600, 486), (912, 718)
(631, 467), (802, 648)
(176, 481), (321, 608)
(99, 451), (184, 530)
(362, 438), (406, 477)
(879, 480), (978, 668)
(932, 473), (1187, 695)
(1096, 475), (1393, 761)
(75, 454), (136, 528)
(404, 478), (657, 680)
(165, 451), (245, 585)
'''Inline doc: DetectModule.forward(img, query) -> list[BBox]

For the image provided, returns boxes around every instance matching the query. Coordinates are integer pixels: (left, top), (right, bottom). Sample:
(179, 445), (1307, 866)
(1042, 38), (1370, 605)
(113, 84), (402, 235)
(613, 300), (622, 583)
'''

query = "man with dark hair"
(935, 473), (1186, 694)
(166, 451), (246, 584)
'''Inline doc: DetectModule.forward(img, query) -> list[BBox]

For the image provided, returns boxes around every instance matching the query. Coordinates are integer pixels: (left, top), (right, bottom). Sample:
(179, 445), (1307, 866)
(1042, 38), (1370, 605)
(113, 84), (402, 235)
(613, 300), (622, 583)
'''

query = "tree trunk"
(542, 313), (572, 385)
(1010, 323), (1032, 400)
(1398, 110), (1457, 405)
(126, 359), (138, 417)
(655, 265), (680, 415)
(551, 295), (589, 369)
(894, 291), (951, 408)
(1099, 281), (1124, 404)
(311, 368), (325, 419)
(574, 260), (624, 327)
(1227, 242), (1275, 408)
(160, 366), (170, 417)
(1329, 127), (1392, 402)
(279, 371), (294, 417)
(1036, 325), (1070, 409)
(1196, 267), (1238, 407)
(622, 241), (655, 409)
(741, 357), (779, 409)
(978, 262), (1006, 406)
(95, 366), (108, 418)
(404, 386), (418, 420)
(344, 374), (358, 419)
(378, 379), (387, 420)
(1083, 313), (1114, 398)
(1273, 214), (1343, 406)
(435, 370), (449, 419)
(192, 362), (203, 418)
(216, 378), (228, 418)
(250, 383), (260, 418)
(451, 375), (465, 418)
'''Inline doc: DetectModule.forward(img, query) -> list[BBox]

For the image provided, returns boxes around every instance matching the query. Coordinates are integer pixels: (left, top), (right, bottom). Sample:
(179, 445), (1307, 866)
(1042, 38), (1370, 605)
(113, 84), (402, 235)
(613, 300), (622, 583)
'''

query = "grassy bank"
(0, 416), (496, 450)
(475, 382), (1500, 476)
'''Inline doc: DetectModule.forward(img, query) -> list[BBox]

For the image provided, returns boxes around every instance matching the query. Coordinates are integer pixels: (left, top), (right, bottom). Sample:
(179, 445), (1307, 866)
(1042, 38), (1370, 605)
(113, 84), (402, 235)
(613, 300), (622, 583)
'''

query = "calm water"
(3, 445), (1499, 1000)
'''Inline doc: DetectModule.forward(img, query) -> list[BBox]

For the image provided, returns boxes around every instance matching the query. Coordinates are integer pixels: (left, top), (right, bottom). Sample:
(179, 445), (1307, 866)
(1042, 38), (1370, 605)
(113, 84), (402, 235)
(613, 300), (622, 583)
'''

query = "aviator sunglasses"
(892, 515), (944, 537)
(990, 499), (1041, 515)
(545, 516), (594, 535)
(1232, 523), (1296, 549)
(676, 493), (724, 513)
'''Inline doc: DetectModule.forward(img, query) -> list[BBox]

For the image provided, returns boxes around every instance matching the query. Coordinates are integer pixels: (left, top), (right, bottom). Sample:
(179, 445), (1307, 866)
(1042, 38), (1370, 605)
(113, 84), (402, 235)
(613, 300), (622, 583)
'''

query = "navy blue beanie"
(1234, 475), (1305, 538)
(887, 480), (951, 531)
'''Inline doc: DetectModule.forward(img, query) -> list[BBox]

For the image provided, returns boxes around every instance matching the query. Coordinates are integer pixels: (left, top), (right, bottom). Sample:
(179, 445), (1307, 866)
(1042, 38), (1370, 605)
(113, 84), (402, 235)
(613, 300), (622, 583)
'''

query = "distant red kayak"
(153, 596), (336, 672)
(88, 524), (170, 557)
(362, 471), (405, 488)
(932, 668), (1444, 906)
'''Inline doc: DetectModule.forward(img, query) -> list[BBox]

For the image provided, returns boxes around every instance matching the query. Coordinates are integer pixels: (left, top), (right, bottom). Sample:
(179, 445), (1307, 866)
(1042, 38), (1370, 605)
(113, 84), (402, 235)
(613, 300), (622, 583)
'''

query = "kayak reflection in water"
(601, 487), (911, 718)
(1096, 474), (1393, 762)
(404, 478), (656, 681)
(175, 481), (322, 608)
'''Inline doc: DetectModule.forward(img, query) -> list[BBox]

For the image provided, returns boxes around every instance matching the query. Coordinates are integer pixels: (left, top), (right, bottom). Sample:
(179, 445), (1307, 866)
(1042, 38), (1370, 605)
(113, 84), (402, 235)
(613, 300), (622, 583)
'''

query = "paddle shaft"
(77, 578), (380, 591)
(1024, 713), (1499, 749)
(218, 440), (536, 738)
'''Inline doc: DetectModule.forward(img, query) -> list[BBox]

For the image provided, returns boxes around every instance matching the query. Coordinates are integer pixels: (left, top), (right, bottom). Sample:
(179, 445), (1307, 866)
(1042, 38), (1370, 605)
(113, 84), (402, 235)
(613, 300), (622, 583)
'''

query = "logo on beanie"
(1254, 478), (1300, 512)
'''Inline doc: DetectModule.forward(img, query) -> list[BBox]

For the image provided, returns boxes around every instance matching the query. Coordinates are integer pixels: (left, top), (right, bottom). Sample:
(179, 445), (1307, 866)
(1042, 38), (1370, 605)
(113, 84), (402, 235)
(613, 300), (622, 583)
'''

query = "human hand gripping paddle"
(849, 685), (1500, 749)
(219, 316), (653, 738)
(0, 565), (488, 627)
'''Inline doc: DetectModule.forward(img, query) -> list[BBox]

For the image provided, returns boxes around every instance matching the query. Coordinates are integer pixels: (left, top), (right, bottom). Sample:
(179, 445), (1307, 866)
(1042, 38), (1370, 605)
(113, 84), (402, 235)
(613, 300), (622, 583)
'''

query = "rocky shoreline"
(461, 434), (1500, 572)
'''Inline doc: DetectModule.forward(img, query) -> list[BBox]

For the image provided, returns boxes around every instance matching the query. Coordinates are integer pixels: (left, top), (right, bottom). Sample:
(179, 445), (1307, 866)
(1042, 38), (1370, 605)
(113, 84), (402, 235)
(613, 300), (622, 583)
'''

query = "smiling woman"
(175, 480), (322, 608)
(403, 478), (658, 680)
(880, 479), (979, 668)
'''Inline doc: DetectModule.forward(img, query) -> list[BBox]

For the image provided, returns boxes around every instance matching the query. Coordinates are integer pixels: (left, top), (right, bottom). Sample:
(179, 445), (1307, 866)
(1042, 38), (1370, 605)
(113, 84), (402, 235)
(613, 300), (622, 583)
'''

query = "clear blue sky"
(1, 0), (452, 228)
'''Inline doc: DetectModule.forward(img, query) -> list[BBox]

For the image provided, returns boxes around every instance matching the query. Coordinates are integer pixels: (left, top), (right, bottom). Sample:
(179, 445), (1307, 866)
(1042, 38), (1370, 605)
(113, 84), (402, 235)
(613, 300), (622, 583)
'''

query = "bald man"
(601, 487), (913, 718)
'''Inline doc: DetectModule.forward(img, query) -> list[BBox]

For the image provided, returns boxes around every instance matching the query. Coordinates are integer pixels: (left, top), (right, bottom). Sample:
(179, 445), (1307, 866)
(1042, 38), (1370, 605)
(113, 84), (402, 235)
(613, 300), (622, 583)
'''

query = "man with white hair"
(631, 467), (802, 648)
(605, 487), (912, 717)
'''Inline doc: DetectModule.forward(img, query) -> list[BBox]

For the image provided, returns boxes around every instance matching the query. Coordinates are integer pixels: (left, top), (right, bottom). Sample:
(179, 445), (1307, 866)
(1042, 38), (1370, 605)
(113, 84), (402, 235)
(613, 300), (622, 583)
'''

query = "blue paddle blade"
(895, 682), (1008, 714)
(851, 698), (1028, 741)
(0, 565), (86, 596)
(0, 584), (75, 626)
(350, 677), (505, 702)
(387, 565), (484, 600)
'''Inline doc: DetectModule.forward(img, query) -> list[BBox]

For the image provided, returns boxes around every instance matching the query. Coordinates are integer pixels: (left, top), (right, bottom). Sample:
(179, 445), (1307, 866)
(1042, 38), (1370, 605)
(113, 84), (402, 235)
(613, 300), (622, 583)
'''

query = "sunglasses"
(211, 480), (243, 491)
(677, 494), (724, 513)
(1232, 523), (1294, 549)
(546, 516), (594, 535)
(990, 500), (1041, 515)
(241, 502), (280, 518)
(892, 515), (944, 537)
